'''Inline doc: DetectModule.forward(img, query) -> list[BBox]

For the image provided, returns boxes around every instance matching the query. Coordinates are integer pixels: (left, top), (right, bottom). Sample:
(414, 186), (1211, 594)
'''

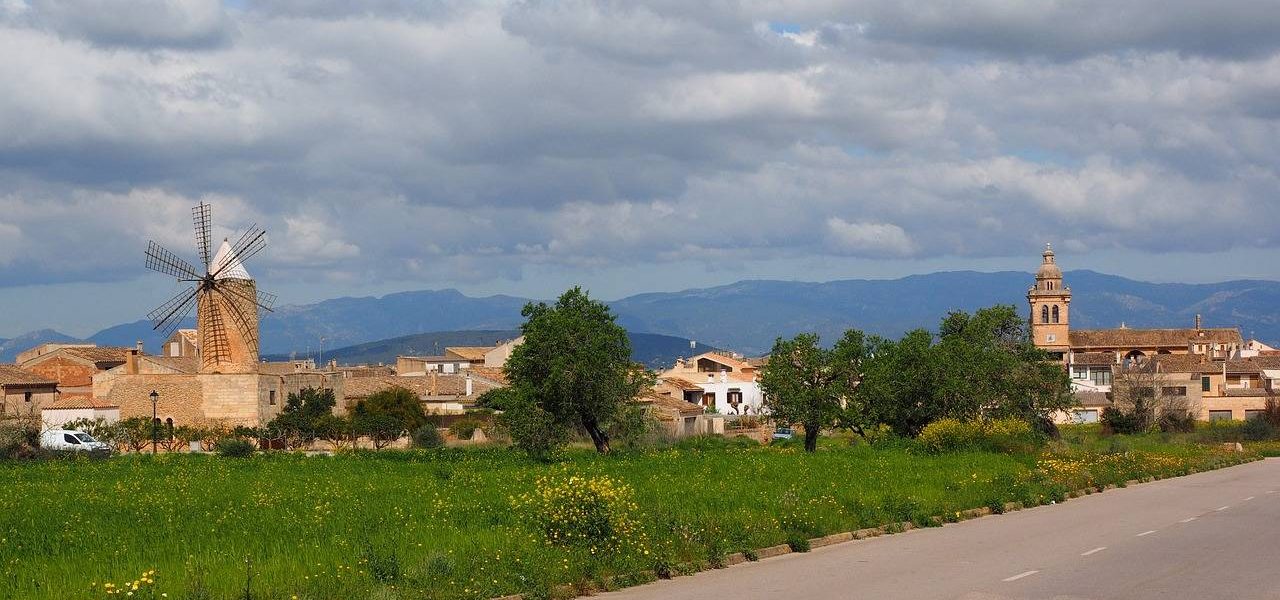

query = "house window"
(24, 391), (32, 403)
(1072, 366), (1088, 379)
(1209, 410), (1233, 422)
(269, 390), (277, 406)
(166, 418), (174, 440)
(1246, 409), (1265, 420)
(1161, 386), (1187, 397)
(1051, 305), (1060, 324)
(1092, 370), (1112, 386)
(1202, 377), (1211, 392)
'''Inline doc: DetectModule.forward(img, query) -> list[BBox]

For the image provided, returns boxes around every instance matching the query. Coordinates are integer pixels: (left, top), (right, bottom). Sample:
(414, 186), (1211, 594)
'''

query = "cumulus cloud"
(0, 0), (1277, 297)
(825, 218), (916, 257)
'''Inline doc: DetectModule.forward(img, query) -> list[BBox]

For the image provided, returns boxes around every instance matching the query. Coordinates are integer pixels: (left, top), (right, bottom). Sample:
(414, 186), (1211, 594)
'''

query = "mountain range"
(3, 270), (1277, 363)
(260, 330), (718, 369)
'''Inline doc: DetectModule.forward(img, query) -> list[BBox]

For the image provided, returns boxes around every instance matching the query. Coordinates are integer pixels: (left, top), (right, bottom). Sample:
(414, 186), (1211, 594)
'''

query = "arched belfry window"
(1041, 305), (1050, 324)
(1052, 305), (1060, 324)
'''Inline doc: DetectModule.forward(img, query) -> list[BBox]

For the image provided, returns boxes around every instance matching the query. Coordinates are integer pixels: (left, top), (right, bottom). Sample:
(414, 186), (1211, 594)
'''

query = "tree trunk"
(803, 424), (819, 453)
(583, 416), (611, 453)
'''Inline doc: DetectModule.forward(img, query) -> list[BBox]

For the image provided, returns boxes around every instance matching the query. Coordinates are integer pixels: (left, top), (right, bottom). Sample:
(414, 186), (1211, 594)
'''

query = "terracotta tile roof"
(64, 347), (135, 364)
(444, 346), (494, 361)
(338, 366), (396, 378)
(1223, 388), (1271, 397)
(1071, 352), (1116, 366)
(1069, 328), (1241, 349)
(659, 377), (703, 391)
(1150, 354), (1215, 374)
(46, 394), (118, 410)
(637, 391), (704, 417)
(345, 374), (494, 400)
(140, 356), (199, 374)
(1073, 391), (1112, 407)
(467, 366), (509, 386)
(0, 365), (56, 386)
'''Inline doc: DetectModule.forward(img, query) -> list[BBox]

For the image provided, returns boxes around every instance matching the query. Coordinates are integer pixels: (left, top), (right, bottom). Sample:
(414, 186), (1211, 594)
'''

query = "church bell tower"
(1028, 243), (1070, 359)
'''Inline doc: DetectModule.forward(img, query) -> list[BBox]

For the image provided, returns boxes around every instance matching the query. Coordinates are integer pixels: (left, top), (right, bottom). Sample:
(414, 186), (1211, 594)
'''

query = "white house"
(657, 352), (766, 415)
(41, 395), (120, 431)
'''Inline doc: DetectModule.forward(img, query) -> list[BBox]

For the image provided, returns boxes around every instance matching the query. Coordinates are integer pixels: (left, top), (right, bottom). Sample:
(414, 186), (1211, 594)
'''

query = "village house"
(0, 365), (59, 421)
(40, 395), (120, 431)
(18, 343), (138, 397)
(343, 371), (493, 416)
(1030, 245), (1273, 422)
(394, 337), (524, 375)
(656, 351), (766, 415)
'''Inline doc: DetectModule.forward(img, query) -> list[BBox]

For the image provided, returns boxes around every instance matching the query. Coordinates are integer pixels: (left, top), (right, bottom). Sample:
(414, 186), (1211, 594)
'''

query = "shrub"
(448, 417), (483, 440)
(512, 475), (644, 555)
(0, 422), (38, 459)
(498, 398), (569, 461)
(1157, 410), (1196, 433)
(1100, 407), (1143, 435)
(916, 418), (1041, 454)
(411, 426), (444, 449)
(1240, 416), (1275, 442)
(214, 438), (255, 458)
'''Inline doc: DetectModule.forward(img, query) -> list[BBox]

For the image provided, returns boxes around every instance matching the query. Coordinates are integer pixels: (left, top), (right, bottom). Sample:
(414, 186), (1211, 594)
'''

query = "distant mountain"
(610, 270), (1280, 354)
(6, 270), (1274, 363)
(0, 329), (84, 363)
(266, 329), (719, 369)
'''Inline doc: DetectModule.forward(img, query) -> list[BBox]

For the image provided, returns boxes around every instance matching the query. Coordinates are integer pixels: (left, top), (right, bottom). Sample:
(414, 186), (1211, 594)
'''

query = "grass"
(0, 430), (1256, 600)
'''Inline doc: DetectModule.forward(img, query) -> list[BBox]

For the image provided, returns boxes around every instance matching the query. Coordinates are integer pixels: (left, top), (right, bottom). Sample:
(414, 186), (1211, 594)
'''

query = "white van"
(40, 429), (111, 454)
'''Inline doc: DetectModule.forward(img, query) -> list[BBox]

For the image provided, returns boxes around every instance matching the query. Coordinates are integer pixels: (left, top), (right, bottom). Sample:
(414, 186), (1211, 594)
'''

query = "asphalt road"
(599, 458), (1280, 600)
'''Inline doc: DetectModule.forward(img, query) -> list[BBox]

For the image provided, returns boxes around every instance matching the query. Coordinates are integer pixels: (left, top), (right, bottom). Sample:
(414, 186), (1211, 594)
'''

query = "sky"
(1, 0), (1278, 338)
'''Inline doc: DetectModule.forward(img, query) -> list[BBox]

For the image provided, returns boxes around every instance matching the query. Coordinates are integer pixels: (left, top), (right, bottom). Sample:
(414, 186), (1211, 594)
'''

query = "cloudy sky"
(1, 0), (1278, 337)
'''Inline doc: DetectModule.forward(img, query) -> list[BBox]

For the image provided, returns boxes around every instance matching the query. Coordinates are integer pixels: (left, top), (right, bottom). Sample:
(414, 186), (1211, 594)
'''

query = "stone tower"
(1028, 243), (1070, 358)
(197, 240), (260, 374)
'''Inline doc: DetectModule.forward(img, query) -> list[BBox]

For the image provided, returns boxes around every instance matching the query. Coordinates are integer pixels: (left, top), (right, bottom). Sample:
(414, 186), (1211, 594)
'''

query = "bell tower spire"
(1028, 243), (1071, 359)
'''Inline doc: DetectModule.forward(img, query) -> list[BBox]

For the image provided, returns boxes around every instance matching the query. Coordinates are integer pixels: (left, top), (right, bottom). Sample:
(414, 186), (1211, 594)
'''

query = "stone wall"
(1, 388), (59, 419)
(109, 375), (207, 425)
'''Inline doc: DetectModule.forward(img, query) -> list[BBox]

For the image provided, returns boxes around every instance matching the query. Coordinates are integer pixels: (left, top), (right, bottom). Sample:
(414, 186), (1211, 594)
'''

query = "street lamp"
(149, 390), (159, 455)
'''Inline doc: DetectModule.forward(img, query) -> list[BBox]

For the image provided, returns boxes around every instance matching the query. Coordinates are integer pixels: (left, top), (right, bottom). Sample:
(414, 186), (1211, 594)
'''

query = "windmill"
(145, 202), (277, 374)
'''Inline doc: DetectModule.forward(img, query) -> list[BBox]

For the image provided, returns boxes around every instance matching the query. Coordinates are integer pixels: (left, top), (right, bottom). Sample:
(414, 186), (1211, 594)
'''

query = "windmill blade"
(216, 281), (277, 313)
(211, 285), (260, 347)
(147, 286), (198, 334)
(210, 225), (266, 279)
(145, 241), (201, 280)
(193, 202), (212, 271)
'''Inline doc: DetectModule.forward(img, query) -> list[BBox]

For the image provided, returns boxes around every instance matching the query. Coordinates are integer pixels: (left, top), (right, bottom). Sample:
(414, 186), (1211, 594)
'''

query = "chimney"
(126, 349), (139, 375)
(431, 370), (438, 396)
(465, 374), (473, 396)
(1195, 314), (1202, 330)
(135, 340), (144, 354)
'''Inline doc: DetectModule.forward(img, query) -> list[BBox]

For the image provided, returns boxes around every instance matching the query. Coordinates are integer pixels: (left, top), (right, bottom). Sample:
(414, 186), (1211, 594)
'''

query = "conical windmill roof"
(210, 239), (252, 280)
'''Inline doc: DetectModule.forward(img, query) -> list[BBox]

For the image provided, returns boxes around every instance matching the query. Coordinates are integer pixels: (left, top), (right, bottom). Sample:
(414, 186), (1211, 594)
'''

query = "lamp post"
(149, 390), (159, 455)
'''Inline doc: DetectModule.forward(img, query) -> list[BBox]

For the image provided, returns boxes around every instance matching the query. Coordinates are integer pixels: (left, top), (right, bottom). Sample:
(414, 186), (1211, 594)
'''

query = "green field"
(0, 434), (1254, 600)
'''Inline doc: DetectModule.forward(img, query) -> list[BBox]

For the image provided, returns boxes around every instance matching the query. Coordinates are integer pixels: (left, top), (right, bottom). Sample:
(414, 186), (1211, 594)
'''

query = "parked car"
(40, 429), (111, 454)
(771, 427), (795, 441)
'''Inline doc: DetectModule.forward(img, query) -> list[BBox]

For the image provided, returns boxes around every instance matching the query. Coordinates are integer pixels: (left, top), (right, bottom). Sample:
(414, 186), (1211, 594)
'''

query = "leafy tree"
(313, 414), (355, 450)
(355, 412), (405, 450)
(498, 393), (570, 461)
(759, 330), (867, 452)
(267, 387), (337, 449)
(505, 287), (654, 453)
(353, 387), (428, 432)
(474, 387), (521, 412)
(115, 417), (156, 453)
(858, 329), (939, 437)
(934, 306), (1073, 428)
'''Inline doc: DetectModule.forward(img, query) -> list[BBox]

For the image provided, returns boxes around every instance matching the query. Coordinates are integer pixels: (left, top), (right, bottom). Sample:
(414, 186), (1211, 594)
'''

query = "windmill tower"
(145, 202), (276, 374)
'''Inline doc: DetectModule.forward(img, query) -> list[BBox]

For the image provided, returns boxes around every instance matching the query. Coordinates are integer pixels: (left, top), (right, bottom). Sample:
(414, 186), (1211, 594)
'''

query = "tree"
(355, 412), (405, 450)
(497, 392), (570, 461)
(353, 387), (428, 432)
(759, 330), (867, 452)
(267, 387), (337, 449)
(1108, 359), (1189, 433)
(934, 306), (1073, 429)
(115, 417), (155, 453)
(505, 287), (654, 453)
(313, 414), (355, 450)
(858, 329), (940, 437)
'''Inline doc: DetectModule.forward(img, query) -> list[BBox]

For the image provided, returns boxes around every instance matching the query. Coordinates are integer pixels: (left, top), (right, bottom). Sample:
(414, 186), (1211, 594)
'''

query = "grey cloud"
(0, 0), (1277, 293)
(21, 0), (235, 49)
